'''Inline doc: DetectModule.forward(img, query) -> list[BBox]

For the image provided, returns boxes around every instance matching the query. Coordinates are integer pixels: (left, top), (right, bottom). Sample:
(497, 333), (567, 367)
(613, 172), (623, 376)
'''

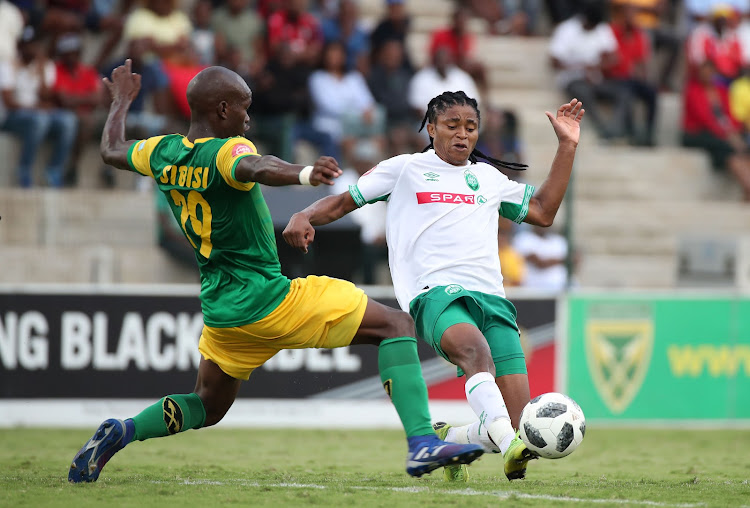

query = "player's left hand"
(309, 156), (342, 186)
(546, 98), (584, 146)
(103, 59), (141, 103)
(283, 213), (316, 254)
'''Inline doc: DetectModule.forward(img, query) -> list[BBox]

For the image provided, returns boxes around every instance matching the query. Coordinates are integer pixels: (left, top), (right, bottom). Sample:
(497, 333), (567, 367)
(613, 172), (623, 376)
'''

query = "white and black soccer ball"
(519, 392), (585, 459)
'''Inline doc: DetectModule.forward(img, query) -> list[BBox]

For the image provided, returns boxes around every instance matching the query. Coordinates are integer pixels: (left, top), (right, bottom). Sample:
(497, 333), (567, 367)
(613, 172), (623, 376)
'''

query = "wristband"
(299, 165), (314, 186)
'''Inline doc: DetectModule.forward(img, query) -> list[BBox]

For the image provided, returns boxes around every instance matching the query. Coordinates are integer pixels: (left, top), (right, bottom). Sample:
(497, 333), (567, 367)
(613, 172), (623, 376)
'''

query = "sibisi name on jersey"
(416, 192), (476, 204)
(159, 165), (209, 189)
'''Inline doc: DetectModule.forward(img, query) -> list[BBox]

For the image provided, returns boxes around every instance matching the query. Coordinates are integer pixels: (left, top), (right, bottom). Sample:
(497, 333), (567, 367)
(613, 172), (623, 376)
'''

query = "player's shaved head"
(186, 66), (251, 115)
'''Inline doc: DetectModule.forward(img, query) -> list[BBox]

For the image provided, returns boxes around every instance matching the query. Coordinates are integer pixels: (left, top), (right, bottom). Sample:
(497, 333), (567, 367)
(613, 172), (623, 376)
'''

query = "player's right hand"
(283, 212), (316, 254)
(103, 59), (141, 103)
(309, 156), (342, 186)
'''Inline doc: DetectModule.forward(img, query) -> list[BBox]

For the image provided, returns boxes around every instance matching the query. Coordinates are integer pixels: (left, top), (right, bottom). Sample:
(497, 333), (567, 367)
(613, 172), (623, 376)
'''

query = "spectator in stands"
(370, 0), (412, 70)
(730, 63), (750, 142)
(0, 0), (24, 65)
(513, 225), (568, 291)
(429, 8), (487, 94)
(549, 0), (631, 141)
(122, 0), (193, 64)
(617, 0), (681, 91)
(321, 0), (370, 73)
(251, 41), (313, 161)
(407, 46), (479, 121)
(191, 0), (216, 66)
(462, 0), (541, 35)
(476, 107), (524, 168)
(498, 218), (525, 288)
(686, 4), (743, 83)
(52, 33), (102, 186)
(162, 45), (206, 124)
(682, 60), (750, 201)
(0, 26), (76, 187)
(309, 40), (384, 167)
(212, 0), (264, 73)
(267, 0), (323, 67)
(367, 38), (420, 157)
(607, 1), (659, 146)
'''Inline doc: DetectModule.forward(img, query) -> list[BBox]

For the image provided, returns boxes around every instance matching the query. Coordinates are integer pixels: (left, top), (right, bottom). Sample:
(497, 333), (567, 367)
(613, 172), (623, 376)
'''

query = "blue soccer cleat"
(68, 418), (134, 483)
(405, 435), (483, 477)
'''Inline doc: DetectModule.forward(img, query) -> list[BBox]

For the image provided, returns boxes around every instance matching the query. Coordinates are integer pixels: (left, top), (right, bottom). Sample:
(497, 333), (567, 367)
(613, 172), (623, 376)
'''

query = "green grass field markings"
(148, 478), (707, 507)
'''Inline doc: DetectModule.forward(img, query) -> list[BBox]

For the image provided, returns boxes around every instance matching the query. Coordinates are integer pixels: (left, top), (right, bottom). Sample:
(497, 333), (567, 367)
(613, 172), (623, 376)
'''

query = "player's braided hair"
(418, 91), (527, 171)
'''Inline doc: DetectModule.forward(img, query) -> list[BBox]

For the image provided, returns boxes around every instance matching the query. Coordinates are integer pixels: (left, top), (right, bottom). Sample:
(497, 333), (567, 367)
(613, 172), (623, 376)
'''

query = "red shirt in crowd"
(53, 61), (100, 112)
(429, 28), (475, 63)
(607, 23), (651, 79)
(682, 78), (741, 138)
(267, 10), (322, 57)
(687, 23), (743, 80)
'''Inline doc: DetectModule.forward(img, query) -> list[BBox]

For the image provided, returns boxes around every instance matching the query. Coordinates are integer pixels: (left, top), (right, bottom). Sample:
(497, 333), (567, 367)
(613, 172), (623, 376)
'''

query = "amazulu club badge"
(464, 169), (479, 191)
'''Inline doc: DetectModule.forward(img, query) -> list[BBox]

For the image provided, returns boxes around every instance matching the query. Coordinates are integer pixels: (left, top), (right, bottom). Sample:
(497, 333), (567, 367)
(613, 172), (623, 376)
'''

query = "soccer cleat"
(503, 431), (538, 481)
(405, 434), (483, 478)
(432, 422), (469, 482)
(68, 418), (134, 483)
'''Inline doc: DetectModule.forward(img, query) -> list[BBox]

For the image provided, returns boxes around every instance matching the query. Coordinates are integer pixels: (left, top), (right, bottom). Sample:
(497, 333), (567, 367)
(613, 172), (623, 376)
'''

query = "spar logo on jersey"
(464, 169), (479, 191)
(232, 143), (254, 157)
(416, 192), (476, 205)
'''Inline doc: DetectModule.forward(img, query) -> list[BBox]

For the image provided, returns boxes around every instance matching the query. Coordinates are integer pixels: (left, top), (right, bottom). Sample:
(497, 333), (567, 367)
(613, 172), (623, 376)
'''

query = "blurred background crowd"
(2, 0), (750, 291)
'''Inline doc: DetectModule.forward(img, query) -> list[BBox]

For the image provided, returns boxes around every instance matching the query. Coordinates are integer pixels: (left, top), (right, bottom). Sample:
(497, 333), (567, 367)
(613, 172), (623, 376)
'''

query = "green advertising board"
(565, 294), (750, 421)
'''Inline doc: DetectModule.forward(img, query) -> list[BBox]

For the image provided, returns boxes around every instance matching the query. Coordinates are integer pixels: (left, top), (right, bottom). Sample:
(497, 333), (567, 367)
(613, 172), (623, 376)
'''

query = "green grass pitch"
(1, 427), (749, 507)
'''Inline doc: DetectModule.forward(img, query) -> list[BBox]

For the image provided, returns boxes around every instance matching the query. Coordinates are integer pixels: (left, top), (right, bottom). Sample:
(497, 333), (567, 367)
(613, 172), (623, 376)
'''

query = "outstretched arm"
(524, 98), (584, 227)
(235, 155), (342, 187)
(283, 191), (359, 253)
(100, 59), (141, 170)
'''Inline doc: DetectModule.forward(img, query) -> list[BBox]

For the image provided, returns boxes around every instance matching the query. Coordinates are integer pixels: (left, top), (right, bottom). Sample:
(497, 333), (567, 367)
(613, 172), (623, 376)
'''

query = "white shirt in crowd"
(309, 70), (376, 142)
(513, 229), (568, 291)
(548, 15), (617, 89)
(407, 65), (480, 111)
(0, 1), (24, 65)
(0, 59), (56, 124)
(350, 150), (534, 310)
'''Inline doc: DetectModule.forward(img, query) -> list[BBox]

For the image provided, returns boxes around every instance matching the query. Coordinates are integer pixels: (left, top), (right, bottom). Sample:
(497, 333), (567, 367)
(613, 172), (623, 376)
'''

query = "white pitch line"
(150, 479), (705, 507)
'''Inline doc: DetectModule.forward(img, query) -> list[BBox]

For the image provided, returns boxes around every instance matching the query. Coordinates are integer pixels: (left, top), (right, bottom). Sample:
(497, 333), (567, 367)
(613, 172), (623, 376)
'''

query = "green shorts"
(408, 284), (527, 377)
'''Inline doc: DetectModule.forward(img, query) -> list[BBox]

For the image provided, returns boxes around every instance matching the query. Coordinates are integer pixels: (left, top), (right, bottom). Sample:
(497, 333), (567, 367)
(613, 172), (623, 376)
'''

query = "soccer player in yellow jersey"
(67, 61), (483, 483)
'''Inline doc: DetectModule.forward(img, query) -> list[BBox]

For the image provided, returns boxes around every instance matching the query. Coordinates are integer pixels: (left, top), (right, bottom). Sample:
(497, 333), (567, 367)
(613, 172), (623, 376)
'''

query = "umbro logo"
(423, 172), (440, 182)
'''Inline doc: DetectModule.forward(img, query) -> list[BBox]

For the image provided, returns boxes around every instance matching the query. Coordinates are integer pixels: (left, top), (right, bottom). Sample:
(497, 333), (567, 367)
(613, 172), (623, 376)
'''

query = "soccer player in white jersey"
(283, 91), (584, 481)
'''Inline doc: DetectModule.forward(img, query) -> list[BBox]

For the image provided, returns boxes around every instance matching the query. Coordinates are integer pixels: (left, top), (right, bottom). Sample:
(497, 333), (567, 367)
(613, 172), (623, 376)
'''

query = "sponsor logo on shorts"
(464, 169), (479, 190)
(445, 284), (464, 295)
(416, 192), (475, 205)
(231, 143), (254, 157)
(163, 397), (184, 434)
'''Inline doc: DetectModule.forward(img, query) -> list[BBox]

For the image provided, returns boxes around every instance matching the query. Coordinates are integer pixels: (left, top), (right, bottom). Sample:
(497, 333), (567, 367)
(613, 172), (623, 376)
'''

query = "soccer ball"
(519, 392), (585, 459)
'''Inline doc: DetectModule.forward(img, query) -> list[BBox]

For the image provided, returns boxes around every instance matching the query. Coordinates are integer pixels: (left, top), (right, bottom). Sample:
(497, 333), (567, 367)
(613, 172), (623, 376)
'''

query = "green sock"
(378, 337), (435, 438)
(131, 393), (207, 442)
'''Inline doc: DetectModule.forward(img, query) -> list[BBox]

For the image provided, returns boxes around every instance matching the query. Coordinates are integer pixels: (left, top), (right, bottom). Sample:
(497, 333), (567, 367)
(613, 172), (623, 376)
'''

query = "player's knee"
(450, 343), (494, 375)
(383, 309), (416, 340)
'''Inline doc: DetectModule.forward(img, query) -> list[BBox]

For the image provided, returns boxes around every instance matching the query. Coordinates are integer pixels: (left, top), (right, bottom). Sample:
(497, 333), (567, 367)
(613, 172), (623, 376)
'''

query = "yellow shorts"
(198, 275), (368, 380)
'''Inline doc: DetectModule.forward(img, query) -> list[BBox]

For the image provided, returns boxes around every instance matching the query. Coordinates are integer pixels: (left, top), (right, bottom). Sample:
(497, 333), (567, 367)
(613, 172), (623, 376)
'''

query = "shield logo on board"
(585, 305), (653, 414)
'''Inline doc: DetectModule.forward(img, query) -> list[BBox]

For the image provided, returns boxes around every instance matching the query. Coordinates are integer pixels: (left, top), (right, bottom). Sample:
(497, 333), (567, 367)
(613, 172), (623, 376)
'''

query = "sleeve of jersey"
(215, 138), (261, 191)
(127, 136), (165, 178)
(499, 181), (535, 224)
(348, 155), (407, 208)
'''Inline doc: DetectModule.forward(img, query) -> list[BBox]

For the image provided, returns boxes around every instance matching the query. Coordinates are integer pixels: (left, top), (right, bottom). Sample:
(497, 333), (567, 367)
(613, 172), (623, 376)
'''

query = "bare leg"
(495, 374), (530, 429)
(440, 323), (495, 378)
(193, 357), (242, 427)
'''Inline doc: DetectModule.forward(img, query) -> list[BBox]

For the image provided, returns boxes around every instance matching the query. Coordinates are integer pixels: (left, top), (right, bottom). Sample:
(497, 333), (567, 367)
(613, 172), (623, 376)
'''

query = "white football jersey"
(349, 150), (535, 310)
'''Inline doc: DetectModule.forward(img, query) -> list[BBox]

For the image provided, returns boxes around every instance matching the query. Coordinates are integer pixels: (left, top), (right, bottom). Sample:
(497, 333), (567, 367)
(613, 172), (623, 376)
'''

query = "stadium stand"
(1, 0), (750, 289)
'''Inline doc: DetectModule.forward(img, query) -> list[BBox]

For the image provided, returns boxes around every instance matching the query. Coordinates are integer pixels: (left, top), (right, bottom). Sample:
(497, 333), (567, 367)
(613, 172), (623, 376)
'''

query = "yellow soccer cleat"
(503, 431), (538, 481)
(432, 422), (469, 483)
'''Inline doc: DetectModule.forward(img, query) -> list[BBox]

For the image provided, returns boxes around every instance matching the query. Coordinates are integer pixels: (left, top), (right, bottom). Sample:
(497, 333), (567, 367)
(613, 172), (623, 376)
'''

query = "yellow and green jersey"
(127, 134), (290, 327)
